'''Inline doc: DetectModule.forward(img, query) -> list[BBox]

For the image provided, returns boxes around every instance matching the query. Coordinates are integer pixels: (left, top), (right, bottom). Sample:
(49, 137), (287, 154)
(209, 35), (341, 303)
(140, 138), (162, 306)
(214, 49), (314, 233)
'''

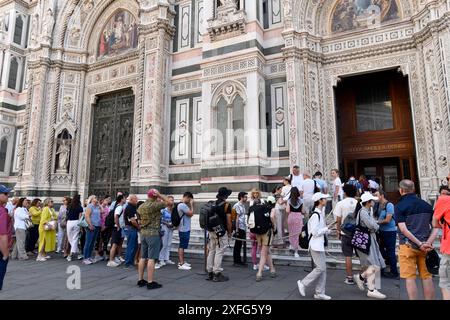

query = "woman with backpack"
(286, 187), (303, 258)
(297, 193), (331, 300)
(352, 192), (387, 299)
(255, 196), (277, 282)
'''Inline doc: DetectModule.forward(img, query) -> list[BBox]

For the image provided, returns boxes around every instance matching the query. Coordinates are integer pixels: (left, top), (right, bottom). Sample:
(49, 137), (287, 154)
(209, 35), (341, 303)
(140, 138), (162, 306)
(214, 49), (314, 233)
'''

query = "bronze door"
(88, 91), (134, 196)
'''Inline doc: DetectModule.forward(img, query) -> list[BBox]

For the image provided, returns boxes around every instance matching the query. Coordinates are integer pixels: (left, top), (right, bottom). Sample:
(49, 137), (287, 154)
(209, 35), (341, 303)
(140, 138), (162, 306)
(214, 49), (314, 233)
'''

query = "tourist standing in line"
(395, 179), (439, 300)
(300, 172), (317, 215)
(65, 195), (83, 261)
(0, 185), (12, 291)
(137, 189), (170, 290)
(286, 187), (303, 258)
(333, 184), (358, 285)
(96, 197), (111, 261)
(177, 192), (194, 270)
(206, 187), (233, 282)
(353, 192), (387, 299)
(108, 195), (125, 267)
(124, 195), (140, 269)
(272, 187), (285, 248)
(56, 196), (70, 254)
(347, 176), (362, 195)
(11, 198), (30, 260)
(290, 165), (304, 190)
(281, 177), (292, 237)
(26, 198), (42, 255)
(232, 191), (248, 266)
(432, 186), (450, 300)
(313, 172), (328, 194)
(82, 195), (102, 265)
(37, 198), (57, 262)
(375, 190), (399, 279)
(109, 192), (123, 211)
(255, 196), (277, 282)
(297, 192), (331, 300)
(359, 175), (370, 193)
(331, 169), (343, 208)
(156, 196), (175, 269)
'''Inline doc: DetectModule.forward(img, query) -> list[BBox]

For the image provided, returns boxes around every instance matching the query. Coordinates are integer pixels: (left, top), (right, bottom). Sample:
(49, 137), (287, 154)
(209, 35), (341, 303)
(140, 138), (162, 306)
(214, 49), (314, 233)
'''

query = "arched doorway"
(335, 69), (418, 202)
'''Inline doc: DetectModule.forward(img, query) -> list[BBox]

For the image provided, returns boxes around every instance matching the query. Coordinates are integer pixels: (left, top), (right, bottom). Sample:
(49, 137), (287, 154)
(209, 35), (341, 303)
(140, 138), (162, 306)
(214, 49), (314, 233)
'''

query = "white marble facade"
(0, 0), (448, 201)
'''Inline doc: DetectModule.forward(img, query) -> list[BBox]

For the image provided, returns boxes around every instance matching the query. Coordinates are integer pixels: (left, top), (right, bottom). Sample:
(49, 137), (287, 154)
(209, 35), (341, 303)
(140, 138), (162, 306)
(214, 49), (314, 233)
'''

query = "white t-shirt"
(14, 207), (29, 230)
(333, 197), (358, 235)
(114, 205), (124, 228)
(281, 185), (292, 201)
(300, 179), (316, 198)
(333, 177), (344, 199)
(291, 174), (304, 189)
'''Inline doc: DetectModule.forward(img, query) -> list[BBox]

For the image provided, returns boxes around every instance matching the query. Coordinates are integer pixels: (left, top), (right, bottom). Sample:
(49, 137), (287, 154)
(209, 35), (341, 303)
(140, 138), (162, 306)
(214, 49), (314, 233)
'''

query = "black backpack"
(171, 202), (184, 228)
(313, 179), (321, 193)
(105, 204), (120, 228)
(206, 201), (228, 237)
(249, 205), (272, 235)
(299, 211), (327, 249)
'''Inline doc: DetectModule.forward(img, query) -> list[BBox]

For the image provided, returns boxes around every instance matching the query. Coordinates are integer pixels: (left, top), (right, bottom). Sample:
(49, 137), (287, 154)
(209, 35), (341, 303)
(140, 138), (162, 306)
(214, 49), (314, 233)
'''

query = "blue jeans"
(0, 252), (8, 290)
(379, 230), (399, 276)
(83, 226), (100, 259)
(124, 227), (138, 266)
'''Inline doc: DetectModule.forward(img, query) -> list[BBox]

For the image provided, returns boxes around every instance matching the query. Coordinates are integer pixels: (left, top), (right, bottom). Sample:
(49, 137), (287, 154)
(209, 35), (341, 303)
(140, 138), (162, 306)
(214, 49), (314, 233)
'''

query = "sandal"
(256, 274), (263, 282)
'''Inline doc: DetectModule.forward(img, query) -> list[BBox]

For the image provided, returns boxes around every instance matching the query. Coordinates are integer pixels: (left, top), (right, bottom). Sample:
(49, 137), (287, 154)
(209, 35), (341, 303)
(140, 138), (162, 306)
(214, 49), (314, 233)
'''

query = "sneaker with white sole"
(263, 265), (270, 271)
(344, 277), (355, 285)
(159, 261), (166, 267)
(36, 256), (47, 262)
(94, 256), (104, 263)
(314, 293), (332, 300)
(353, 274), (365, 291)
(183, 262), (191, 267)
(77, 255), (84, 260)
(294, 252), (300, 259)
(253, 264), (258, 271)
(114, 257), (122, 265)
(367, 290), (386, 299)
(165, 260), (175, 265)
(119, 257), (125, 263)
(155, 262), (163, 269)
(82, 259), (93, 265)
(66, 255), (72, 262)
(107, 260), (120, 267)
(178, 263), (192, 270)
(297, 280), (306, 297)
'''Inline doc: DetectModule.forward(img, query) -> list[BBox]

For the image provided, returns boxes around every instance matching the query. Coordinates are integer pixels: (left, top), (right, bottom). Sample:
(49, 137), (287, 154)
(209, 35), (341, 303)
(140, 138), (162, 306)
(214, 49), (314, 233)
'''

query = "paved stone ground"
(0, 253), (442, 300)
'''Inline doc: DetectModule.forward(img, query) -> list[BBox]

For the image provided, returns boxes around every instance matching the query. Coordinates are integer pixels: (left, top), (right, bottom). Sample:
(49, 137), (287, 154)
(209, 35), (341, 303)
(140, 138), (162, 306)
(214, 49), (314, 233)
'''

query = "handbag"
(24, 217), (34, 230)
(425, 249), (440, 275)
(351, 209), (371, 255)
(78, 214), (89, 228)
(44, 220), (57, 231)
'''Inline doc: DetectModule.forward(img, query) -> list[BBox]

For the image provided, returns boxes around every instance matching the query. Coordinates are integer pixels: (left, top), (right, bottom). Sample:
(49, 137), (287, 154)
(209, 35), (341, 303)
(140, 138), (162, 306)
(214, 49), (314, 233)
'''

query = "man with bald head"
(123, 194), (140, 269)
(395, 179), (440, 300)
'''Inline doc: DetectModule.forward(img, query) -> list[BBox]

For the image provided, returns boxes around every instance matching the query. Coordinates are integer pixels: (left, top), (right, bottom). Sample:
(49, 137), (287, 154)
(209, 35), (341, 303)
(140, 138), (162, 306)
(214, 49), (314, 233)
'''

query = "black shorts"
(341, 234), (354, 257)
(111, 228), (124, 245)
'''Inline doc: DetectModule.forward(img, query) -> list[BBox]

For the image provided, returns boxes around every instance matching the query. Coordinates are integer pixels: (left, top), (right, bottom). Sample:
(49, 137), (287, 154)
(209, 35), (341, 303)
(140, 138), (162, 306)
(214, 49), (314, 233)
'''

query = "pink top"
(0, 205), (12, 248)
(100, 205), (109, 228)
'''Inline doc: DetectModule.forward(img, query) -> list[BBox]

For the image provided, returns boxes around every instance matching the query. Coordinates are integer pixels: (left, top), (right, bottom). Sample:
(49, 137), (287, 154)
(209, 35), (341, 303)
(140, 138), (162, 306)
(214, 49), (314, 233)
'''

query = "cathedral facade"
(0, 0), (449, 202)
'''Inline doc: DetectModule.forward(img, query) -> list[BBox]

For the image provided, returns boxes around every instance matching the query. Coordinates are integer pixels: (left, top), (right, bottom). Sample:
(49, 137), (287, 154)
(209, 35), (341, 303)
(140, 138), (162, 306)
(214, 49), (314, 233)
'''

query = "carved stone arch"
(293, 0), (415, 35)
(54, 121), (77, 139)
(54, 0), (81, 48)
(211, 80), (247, 108)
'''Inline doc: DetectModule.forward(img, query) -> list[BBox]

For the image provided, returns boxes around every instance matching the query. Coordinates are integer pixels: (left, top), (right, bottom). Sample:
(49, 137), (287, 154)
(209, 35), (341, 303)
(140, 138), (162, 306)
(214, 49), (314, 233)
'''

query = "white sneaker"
(253, 264), (258, 271)
(119, 257), (125, 263)
(36, 256), (47, 262)
(159, 261), (166, 267)
(263, 265), (270, 271)
(314, 293), (332, 300)
(367, 289), (386, 299)
(77, 255), (83, 260)
(178, 263), (192, 270)
(184, 262), (191, 267)
(114, 257), (122, 265)
(107, 260), (119, 267)
(94, 256), (104, 263)
(294, 252), (300, 259)
(45, 255), (51, 259)
(297, 280), (306, 297)
(82, 259), (93, 265)
(66, 255), (72, 262)
(165, 260), (175, 265)
(155, 262), (163, 269)
(353, 274), (365, 291)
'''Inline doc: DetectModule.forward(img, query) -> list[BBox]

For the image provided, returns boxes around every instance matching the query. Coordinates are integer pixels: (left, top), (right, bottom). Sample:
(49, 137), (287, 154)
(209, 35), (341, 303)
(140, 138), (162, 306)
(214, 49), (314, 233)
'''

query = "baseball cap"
(0, 185), (11, 193)
(147, 189), (158, 198)
(360, 192), (379, 203)
(312, 192), (328, 202)
(266, 195), (276, 205)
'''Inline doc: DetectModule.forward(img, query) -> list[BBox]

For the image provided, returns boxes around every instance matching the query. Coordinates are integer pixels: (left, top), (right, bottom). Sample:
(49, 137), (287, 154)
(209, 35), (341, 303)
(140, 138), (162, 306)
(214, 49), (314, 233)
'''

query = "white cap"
(266, 196), (276, 204)
(312, 192), (329, 202)
(360, 192), (379, 203)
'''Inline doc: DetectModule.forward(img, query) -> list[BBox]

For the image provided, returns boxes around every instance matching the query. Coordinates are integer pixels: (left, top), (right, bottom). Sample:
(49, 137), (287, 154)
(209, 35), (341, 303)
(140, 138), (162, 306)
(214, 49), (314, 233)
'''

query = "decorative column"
(136, 0), (175, 187)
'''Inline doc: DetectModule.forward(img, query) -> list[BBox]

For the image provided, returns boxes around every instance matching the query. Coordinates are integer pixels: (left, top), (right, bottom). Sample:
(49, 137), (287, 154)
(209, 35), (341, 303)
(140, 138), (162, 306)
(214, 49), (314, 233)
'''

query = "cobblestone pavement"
(0, 253), (442, 300)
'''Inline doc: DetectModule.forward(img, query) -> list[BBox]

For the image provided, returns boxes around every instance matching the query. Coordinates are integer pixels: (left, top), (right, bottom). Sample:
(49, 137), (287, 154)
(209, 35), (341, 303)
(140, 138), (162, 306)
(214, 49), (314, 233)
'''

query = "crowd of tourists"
(0, 167), (448, 300)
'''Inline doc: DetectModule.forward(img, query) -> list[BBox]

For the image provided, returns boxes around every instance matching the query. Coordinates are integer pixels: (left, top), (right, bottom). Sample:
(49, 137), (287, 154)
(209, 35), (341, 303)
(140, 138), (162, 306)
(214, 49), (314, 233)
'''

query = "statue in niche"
(42, 8), (55, 40)
(29, 13), (39, 46)
(55, 131), (72, 173)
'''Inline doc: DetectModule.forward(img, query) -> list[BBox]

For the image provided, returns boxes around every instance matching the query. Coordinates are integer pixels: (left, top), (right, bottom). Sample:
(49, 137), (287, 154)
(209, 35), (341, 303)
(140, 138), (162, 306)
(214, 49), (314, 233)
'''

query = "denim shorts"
(178, 231), (190, 249)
